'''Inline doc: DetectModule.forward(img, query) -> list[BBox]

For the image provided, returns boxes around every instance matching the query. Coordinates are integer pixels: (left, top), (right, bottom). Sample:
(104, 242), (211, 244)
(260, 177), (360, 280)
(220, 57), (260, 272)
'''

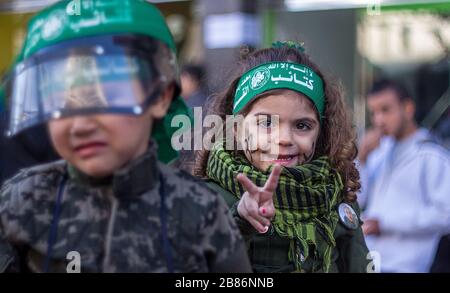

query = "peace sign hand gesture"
(236, 164), (282, 233)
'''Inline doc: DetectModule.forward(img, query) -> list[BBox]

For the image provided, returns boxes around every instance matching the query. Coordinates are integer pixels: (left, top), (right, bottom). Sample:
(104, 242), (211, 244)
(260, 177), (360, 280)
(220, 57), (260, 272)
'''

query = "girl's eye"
(258, 118), (272, 128)
(296, 122), (311, 130)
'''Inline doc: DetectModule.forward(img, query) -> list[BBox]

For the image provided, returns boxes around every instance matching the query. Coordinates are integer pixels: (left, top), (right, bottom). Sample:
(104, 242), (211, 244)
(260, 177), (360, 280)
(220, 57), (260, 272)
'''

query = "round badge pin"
(338, 203), (358, 230)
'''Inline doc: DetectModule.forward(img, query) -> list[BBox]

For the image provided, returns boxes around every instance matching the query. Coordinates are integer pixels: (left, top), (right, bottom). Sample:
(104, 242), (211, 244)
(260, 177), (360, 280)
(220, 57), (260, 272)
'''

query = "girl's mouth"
(271, 154), (299, 166)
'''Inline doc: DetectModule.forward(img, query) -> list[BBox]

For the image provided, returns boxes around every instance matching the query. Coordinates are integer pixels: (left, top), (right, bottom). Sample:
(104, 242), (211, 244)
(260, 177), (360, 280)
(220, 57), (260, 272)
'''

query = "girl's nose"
(277, 126), (293, 146)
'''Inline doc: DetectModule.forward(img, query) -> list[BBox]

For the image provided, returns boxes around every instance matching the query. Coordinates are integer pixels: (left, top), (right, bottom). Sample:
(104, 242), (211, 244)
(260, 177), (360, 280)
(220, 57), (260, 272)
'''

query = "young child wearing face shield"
(0, 0), (251, 273)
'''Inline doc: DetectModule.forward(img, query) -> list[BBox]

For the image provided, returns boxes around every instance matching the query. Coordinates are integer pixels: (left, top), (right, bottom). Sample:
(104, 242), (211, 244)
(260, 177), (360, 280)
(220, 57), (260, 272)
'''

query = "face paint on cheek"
(244, 134), (258, 163)
(302, 141), (316, 163)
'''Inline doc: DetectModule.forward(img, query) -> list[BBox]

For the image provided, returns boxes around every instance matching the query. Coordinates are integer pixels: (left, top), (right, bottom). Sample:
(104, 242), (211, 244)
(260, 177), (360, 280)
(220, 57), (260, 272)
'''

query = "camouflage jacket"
(0, 145), (251, 273)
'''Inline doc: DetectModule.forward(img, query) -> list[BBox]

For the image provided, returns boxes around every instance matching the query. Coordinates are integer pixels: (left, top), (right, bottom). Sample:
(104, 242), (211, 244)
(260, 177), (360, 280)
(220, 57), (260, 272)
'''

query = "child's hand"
(236, 164), (282, 233)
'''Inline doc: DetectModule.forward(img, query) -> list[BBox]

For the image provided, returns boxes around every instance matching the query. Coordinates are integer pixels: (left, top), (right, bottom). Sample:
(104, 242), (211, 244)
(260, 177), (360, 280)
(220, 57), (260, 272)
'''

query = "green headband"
(233, 61), (325, 120)
(19, 0), (176, 61)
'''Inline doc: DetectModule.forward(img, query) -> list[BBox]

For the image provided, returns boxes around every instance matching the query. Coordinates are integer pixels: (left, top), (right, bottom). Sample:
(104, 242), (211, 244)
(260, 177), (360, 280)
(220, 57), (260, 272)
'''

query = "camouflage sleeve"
(0, 233), (19, 273)
(204, 181), (258, 242)
(201, 193), (252, 273)
(0, 181), (22, 272)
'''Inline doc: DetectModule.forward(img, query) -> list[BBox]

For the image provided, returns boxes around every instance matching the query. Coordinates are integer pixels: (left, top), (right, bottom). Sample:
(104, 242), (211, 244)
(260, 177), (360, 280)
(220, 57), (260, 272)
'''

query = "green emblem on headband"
(250, 67), (270, 90)
(233, 61), (325, 120)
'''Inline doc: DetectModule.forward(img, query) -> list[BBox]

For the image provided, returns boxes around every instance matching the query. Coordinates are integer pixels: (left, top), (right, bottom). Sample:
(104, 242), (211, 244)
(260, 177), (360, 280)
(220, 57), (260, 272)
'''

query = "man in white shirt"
(358, 79), (450, 273)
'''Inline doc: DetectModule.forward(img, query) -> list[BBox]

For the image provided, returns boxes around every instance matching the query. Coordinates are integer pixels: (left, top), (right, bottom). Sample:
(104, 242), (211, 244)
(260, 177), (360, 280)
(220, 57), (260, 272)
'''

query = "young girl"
(194, 42), (370, 273)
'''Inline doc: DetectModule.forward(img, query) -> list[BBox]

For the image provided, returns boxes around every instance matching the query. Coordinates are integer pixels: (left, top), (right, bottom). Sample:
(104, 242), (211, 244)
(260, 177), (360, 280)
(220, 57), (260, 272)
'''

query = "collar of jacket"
(67, 141), (159, 200)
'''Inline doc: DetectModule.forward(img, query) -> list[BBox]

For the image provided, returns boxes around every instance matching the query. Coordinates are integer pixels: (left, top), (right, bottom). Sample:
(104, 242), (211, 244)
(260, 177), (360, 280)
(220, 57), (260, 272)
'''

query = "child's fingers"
(241, 198), (271, 227)
(245, 216), (270, 234)
(237, 173), (259, 196)
(252, 213), (271, 228)
(238, 200), (270, 229)
(259, 203), (275, 219)
(263, 164), (281, 193)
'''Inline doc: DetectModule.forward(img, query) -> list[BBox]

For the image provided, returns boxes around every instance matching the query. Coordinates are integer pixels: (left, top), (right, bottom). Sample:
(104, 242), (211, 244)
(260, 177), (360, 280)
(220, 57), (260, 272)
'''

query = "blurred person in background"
(358, 79), (450, 273)
(180, 63), (207, 109)
(173, 64), (208, 172)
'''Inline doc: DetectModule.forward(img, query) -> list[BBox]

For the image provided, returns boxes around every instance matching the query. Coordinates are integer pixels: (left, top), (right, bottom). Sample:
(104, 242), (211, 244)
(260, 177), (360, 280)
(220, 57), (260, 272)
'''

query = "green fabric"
(153, 95), (193, 164)
(233, 61), (325, 120)
(19, 0), (176, 61)
(206, 142), (344, 272)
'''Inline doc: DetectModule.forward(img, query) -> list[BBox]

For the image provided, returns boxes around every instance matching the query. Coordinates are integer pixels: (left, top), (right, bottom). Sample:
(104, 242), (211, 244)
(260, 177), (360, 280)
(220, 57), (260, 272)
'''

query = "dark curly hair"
(192, 45), (360, 202)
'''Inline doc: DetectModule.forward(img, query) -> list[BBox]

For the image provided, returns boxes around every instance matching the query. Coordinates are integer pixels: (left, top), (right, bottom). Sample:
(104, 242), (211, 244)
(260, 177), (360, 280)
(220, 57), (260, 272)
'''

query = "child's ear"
(149, 85), (175, 119)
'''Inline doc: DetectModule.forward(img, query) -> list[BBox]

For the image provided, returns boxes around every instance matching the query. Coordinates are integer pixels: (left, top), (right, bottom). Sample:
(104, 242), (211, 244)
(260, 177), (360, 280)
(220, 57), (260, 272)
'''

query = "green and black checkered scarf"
(206, 143), (344, 272)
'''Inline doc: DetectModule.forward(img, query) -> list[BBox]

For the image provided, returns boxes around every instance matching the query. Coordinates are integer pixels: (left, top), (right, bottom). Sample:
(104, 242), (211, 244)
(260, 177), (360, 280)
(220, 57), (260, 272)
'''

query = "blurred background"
(1, 0), (450, 143)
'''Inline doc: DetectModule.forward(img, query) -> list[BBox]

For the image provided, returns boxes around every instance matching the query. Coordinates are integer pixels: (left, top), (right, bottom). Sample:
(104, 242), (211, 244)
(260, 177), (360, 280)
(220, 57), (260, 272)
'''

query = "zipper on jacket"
(102, 187), (118, 272)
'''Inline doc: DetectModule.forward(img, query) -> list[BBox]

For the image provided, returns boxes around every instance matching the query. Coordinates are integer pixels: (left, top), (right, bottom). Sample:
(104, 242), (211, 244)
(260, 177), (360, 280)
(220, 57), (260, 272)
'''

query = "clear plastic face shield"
(5, 34), (178, 136)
